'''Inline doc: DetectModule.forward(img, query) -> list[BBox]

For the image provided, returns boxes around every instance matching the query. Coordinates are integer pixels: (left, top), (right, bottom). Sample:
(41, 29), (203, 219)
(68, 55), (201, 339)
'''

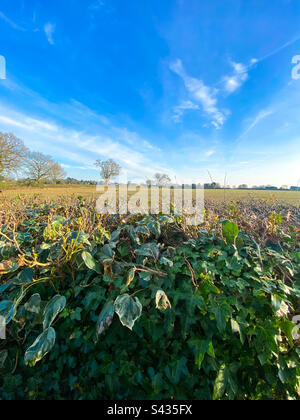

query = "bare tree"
(154, 173), (171, 187)
(95, 159), (121, 184)
(49, 162), (67, 184)
(25, 152), (65, 183)
(0, 132), (28, 176)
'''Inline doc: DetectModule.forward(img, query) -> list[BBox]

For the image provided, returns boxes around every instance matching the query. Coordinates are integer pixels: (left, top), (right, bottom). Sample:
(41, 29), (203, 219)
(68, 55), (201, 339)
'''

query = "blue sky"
(0, 0), (300, 186)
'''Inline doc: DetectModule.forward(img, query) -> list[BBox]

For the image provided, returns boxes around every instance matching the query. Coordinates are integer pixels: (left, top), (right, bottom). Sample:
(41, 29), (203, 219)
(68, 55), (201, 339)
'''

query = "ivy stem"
(130, 287), (149, 298)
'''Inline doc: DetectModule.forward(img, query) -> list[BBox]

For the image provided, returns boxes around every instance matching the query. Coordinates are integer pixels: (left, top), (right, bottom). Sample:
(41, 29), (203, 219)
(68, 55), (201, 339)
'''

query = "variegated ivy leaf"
(96, 300), (115, 336)
(155, 290), (172, 311)
(24, 327), (56, 367)
(25, 294), (41, 314)
(114, 294), (142, 330)
(0, 300), (14, 325)
(126, 268), (136, 287)
(81, 251), (101, 273)
(43, 295), (66, 330)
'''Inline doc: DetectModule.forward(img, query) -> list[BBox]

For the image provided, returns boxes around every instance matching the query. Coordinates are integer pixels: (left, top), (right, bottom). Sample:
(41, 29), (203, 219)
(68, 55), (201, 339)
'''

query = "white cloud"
(0, 100), (169, 181)
(205, 150), (215, 157)
(0, 114), (58, 132)
(170, 59), (226, 129)
(172, 100), (200, 123)
(223, 61), (249, 93)
(44, 23), (56, 45)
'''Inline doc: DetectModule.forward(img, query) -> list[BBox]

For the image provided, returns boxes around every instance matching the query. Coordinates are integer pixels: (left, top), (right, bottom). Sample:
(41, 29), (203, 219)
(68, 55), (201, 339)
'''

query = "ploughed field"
(0, 185), (299, 205)
(0, 193), (299, 400)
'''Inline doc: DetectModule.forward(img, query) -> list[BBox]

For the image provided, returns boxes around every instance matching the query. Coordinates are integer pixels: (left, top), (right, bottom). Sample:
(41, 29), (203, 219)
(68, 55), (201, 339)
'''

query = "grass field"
(0, 185), (299, 205)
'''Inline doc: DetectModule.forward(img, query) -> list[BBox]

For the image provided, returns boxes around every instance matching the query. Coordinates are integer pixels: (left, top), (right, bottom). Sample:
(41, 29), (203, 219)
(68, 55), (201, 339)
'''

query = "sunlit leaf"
(43, 295), (66, 330)
(81, 251), (101, 273)
(155, 290), (172, 311)
(114, 294), (142, 330)
(0, 259), (19, 274)
(126, 268), (136, 287)
(222, 222), (239, 245)
(24, 327), (56, 367)
(213, 364), (227, 400)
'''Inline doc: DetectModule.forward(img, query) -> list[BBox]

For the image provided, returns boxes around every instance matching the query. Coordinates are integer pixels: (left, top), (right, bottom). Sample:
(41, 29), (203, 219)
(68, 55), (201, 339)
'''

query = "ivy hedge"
(0, 204), (299, 400)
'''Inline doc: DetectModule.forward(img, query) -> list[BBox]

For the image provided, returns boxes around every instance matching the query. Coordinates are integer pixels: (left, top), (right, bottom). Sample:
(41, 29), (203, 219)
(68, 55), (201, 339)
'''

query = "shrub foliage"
(0, 199), (299, 400)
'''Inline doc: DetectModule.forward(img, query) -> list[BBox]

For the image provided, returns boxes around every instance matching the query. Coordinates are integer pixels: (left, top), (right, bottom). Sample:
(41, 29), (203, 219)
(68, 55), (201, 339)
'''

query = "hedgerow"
(0, 199), (299, 400)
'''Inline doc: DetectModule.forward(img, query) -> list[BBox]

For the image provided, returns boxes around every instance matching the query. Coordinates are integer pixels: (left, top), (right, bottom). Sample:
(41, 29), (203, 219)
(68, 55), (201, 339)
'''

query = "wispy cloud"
(172, 100), (200, 123)
(0, 11), (25, 31)
(0, 114), (58, 132)
(223, 61), (249, 93)
(170, 59), (227, 129)
(0, 96), (168, 180)
(256, 35), (300, 64)
(44, 23), (56, 45)
(238, 109), (273, 140)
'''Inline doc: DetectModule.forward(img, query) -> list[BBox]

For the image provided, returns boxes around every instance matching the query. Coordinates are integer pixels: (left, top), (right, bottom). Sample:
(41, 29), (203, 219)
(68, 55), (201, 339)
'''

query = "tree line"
(0, 132), (66, 183)
(1, 131), (299, 190)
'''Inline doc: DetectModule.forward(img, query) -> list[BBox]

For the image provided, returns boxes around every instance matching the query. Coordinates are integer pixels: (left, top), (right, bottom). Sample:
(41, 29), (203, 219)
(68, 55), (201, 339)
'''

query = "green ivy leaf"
(279, 318), (296, 348)
(0, 300), (14, 325)
(188, 338), (215, 370)
(167, 357), (188, 385)
(159, 256), (173, 267)
(43, 295), (66, 330)
(81, 251), (101, 273)
(222, 222), (239, 245)
(114, 294), (142, 330)
(96, 300), (115, 336)
(231, 318), (244, 344)
(147, 221), (161, 239)
(126, 268), (136, 287)
(0, 259), (19, 274)
(0, 350), (8, 369)
(25, 294), (41, 314)
(212, 305), (227, 334)
(12, 267), (34, 285)
(213, 364), (227, 400)
(0, 282), (11, 294)
(24, 327), (56, 367)
(135, 243), (160, 260)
